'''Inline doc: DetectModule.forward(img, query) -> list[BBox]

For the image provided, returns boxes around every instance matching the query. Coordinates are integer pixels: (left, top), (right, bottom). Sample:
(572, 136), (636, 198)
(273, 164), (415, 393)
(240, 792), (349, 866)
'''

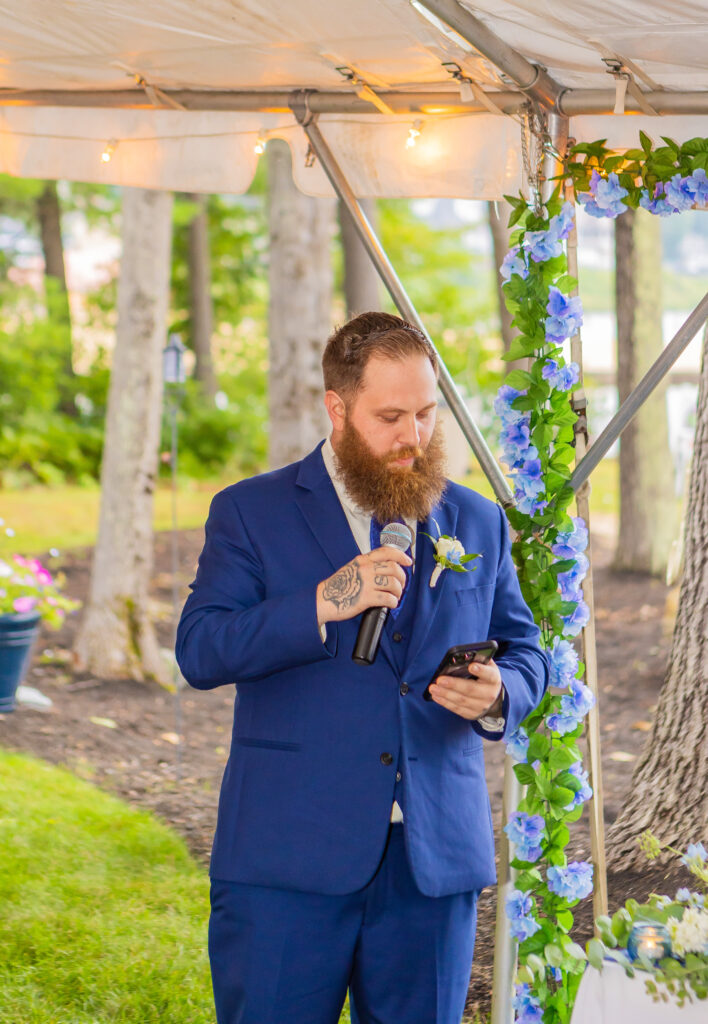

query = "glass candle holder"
(627, 922), (672, 962)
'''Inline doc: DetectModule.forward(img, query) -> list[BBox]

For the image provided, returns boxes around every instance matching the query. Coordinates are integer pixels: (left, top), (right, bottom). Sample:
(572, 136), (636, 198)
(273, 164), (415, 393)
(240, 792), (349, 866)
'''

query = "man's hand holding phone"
(425, 641), (504, 722)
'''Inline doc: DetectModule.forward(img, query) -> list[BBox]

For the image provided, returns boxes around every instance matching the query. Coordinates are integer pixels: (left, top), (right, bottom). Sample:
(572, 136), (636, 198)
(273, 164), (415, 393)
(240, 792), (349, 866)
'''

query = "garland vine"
(496, 131), (708, 1024)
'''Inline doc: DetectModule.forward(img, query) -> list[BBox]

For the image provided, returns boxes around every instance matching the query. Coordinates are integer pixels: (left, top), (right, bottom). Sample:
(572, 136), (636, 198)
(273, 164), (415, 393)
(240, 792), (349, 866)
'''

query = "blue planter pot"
(0, 612), (41, 712)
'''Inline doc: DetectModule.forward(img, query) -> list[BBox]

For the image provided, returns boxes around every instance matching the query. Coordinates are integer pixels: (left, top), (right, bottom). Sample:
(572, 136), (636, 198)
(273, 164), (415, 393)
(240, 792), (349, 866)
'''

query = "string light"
(254, 134), (266, 155)
(406, 120), (423, 149)
(101, 139), (117, 163)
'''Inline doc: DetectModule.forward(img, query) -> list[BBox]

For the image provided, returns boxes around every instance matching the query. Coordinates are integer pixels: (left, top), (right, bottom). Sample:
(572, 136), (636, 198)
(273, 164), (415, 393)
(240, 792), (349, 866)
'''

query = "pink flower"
(13, 555), (28, 567)
(28, 559), (44, 574)
(35, 568), (53, 586)
(13, 596), (37, 613)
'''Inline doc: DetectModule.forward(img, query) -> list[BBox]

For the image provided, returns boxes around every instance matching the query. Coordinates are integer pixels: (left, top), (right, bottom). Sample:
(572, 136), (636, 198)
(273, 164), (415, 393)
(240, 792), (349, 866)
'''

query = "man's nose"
(398, 417), (421, 447)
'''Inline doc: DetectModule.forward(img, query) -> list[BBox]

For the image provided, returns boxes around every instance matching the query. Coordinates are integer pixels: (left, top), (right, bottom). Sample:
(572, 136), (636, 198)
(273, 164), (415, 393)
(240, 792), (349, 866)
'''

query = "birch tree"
(339, 198), (381, 317)
(614, 208), (678, 576)
(74, 187), (174, 681)
(608, 325), (708, 866)
(267, 139), (335, 469)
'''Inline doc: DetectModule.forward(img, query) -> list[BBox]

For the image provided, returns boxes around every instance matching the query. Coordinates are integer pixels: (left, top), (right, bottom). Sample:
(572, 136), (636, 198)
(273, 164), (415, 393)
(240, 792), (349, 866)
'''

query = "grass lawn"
(0, 749), (355, 1023)
(0, 459), (621, 559)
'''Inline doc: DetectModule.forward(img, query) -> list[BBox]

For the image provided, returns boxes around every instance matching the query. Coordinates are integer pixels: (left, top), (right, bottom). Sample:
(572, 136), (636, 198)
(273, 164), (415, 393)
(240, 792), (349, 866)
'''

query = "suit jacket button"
(380, 752), (393, 766)
(399, 682), (409, 695)
(393, 632), (403, 643)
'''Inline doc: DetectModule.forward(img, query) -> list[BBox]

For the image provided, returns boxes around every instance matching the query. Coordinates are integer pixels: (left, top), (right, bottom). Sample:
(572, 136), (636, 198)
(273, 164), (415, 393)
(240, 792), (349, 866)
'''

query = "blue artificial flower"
(512, 984), (544, 1024)
(505, 889), (541, 942)
(577, 169), (629, 219)
(504, 811), (545, 863)
(546, 710), (582, 735)
(494, 385), (525, 423)
(639, 183), (676, 217)
(506, 726), (530, 764)
(565, 761), (593, 810)
(513, 459), (546, 514)
(547, 679), (595, 735)
(552, 517), (589, 558)
(524, 227), (564, 263)
(664, 174), (696, 212)
(682, 842), (707, 866)
(548, 636), (579, 688)
(547, 861), (593, 901)
(554, 201), (575, 241)
(501, 419), (531, 449)
(501, 246), (529, 282)
(557, 553), (589, 604)
(685, 168), (708, 208)
(541, 358), (581, 392)
(545, 287), (583, 344)
(562, 599), (591, 637)
(552, 967), (563, 982)
(675, 888), (692, 903)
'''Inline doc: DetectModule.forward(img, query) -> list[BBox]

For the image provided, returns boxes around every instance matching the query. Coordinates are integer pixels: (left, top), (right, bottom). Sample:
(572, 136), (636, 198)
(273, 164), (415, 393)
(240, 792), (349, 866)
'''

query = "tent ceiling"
(0, 0), (707, 197)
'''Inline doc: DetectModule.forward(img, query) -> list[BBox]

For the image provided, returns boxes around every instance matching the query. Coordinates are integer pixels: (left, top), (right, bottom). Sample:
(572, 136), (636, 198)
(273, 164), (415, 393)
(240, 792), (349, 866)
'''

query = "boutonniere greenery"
(422, 519), (481, 588)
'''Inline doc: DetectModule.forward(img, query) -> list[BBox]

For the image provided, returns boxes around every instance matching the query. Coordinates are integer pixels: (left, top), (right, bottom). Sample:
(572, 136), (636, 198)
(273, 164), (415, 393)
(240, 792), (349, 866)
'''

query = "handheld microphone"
(352, 522), (413, 666)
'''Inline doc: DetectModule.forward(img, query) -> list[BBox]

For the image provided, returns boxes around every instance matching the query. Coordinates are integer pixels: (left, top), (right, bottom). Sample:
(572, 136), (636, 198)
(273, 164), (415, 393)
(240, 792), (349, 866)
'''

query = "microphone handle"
(352, 605), (390, 665)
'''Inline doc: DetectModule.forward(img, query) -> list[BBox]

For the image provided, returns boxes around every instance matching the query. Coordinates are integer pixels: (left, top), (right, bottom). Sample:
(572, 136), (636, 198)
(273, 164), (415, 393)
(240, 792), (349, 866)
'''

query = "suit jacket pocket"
(236, 737), (302, 752)
(454, 583), (495, 607)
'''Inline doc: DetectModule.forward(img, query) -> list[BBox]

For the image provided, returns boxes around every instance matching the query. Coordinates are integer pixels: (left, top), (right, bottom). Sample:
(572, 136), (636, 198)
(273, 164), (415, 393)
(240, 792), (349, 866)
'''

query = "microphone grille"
(379, 522), (413, 552)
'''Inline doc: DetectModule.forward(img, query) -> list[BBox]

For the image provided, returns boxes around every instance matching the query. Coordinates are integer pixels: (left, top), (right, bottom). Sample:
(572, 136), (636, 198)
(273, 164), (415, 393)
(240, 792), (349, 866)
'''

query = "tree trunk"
(339, 198), (381, 317)
(74, 188), (174, 682)
(36, 181), (74, 390)
(607, 325), (708, 868)
(487, 200), (516, 354)
(267, 140), (335, 469)
(187, 193), (216, 398)
(614, 208), (678, 576)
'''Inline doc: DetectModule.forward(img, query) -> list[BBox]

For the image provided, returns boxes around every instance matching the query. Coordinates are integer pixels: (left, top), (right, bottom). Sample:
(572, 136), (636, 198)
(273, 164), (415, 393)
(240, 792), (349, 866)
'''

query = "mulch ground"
(0, 518), (691, 1021)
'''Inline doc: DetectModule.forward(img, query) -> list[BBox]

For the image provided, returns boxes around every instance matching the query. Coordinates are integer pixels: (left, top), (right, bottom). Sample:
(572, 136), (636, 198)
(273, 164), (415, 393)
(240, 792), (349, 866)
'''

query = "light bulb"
(406, 120), (423, 149)
(101, 140), (117, 163)
(254, 135), (266, 155)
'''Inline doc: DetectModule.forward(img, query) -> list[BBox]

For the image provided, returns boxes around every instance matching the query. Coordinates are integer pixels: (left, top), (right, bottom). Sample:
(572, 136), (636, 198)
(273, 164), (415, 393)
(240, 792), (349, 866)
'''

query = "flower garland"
(495, 132), (708, 1024)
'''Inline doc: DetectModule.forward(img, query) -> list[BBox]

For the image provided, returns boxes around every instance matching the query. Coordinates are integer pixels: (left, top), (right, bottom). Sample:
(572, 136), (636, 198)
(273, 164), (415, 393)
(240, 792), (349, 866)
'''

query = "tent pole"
(563, 178), (610, 924)
(569, 291), (708, 493)
(290, 96), (513, 505)
(414, 0), (561, 109)
(489, 110), (570, 1024)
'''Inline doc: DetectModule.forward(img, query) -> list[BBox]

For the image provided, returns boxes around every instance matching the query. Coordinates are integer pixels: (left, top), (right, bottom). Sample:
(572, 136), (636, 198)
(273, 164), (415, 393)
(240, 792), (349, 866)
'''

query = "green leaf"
(516, 965), (535, 985)
(639, 130), (654, 155)
(557, 909), (574, 931)
(514, 763), (537, 786)
(587, 938), (606, 970)
(548, 746), (577, 771)
(505, 369), (535, 389)
(544, 943), (564, 968)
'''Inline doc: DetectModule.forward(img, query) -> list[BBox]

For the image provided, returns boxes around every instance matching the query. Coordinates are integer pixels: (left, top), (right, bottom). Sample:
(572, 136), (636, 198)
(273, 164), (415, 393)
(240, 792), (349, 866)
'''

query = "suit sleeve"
(176, 489), (337, 689)
(472, 502), (549, 741)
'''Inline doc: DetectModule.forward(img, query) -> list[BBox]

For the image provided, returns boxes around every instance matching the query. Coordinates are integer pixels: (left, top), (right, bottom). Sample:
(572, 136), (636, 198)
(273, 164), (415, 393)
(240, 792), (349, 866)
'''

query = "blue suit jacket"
(176, 441), (548, 898)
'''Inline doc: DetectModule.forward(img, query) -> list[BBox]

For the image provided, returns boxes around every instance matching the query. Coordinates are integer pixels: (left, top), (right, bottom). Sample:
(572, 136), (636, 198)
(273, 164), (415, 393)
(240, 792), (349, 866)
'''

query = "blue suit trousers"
(209, 824), (478, 1024)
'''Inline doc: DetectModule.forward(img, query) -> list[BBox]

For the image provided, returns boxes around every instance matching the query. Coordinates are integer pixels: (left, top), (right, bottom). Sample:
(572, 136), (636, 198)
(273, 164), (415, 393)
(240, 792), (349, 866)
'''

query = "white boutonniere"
(422, 519), (481, 588)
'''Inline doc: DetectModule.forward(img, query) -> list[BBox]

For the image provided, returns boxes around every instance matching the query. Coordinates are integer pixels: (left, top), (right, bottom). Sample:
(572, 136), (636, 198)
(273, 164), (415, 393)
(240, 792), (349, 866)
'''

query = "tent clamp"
(571, 393), (588, 446)
(602, 57), (658, 116)
(289, 88), (317, 127)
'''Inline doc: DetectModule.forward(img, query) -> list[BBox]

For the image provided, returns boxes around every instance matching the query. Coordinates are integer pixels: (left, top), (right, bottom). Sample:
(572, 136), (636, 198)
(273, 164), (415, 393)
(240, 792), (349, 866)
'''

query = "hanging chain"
(519, 102), (557, 215)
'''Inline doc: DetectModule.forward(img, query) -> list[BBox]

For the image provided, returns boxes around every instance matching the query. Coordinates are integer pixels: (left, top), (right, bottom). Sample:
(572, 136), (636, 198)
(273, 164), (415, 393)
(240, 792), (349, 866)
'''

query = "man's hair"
(322, 312), (438, 398)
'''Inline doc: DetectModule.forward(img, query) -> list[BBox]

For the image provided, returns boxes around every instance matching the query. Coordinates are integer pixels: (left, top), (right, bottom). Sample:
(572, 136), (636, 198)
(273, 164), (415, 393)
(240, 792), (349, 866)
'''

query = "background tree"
(74, 187), (174, 681)
(267, 140), (335, 468)
(608, 324), (708, 866)
(185, 193), (216, 398)
(487, 199), (515, 354)
(339, 198), (381, 317)
(614, 208), (679, 576)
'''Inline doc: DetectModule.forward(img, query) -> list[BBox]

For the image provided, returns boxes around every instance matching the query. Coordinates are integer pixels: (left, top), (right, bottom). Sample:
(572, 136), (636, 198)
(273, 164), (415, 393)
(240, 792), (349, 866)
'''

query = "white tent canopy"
(1, 0), (708, 196)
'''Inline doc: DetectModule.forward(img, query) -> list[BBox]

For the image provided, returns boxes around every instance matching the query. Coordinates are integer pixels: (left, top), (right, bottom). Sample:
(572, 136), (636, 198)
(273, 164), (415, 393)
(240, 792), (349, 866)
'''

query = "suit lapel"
(405, 496), (459, 673)
(294, 443), (397, 672)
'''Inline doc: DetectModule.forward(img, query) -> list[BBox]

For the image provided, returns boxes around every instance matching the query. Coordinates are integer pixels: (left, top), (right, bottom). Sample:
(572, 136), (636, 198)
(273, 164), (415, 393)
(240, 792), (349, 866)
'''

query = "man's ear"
(324, 390), (347, 432)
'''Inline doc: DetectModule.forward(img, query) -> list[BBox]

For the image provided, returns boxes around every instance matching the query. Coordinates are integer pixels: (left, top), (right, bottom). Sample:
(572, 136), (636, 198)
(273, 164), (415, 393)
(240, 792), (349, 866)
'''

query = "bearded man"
(176, 312), (548, 1024)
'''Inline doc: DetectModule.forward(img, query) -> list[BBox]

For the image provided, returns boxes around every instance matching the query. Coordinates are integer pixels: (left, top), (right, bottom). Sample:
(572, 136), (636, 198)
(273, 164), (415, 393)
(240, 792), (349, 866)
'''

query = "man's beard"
(333, 417), (447, 523)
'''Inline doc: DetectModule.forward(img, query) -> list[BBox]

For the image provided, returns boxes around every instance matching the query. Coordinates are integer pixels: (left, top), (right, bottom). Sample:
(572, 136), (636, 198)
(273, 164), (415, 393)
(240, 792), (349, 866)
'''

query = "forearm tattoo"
(323, 563), (362, 609)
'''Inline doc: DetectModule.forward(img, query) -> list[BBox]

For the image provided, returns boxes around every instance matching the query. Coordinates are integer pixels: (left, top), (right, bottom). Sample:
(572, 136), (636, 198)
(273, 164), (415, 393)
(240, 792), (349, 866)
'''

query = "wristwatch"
(477, 686), (506, 732)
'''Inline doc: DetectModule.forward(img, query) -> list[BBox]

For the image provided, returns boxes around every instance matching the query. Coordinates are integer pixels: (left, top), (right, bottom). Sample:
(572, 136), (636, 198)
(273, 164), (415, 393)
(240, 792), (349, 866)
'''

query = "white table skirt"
(570, 960), (706, 1024)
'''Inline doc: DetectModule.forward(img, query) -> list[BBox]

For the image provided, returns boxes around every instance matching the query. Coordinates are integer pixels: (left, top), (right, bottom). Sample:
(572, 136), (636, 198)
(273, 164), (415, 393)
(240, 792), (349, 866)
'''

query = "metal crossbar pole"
(569, 292), (708, 493)
(290, 100), (513, 506)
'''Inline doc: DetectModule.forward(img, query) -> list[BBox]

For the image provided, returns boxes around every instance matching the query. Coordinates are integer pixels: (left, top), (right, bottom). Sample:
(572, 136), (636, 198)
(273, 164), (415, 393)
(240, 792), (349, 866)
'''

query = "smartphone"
(423, 640), (499, 702)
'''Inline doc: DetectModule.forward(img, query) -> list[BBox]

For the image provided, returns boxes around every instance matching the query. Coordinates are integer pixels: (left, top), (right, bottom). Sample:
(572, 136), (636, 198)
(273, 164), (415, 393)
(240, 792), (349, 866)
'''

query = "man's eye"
(381, 416), (398, 424)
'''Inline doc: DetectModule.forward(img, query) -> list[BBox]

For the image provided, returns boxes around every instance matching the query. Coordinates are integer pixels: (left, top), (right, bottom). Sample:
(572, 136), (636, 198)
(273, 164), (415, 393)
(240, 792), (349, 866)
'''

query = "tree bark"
(339, 198), (381, 317)
(187, 193), (216, 398)
(36, 181), (74, 387)
(267, 140), (335, 469)
(607, 324), (708, 867)
(487, 200), (516, 355)
(614, 208), (678, 576)
(74, 187), (174, 682)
